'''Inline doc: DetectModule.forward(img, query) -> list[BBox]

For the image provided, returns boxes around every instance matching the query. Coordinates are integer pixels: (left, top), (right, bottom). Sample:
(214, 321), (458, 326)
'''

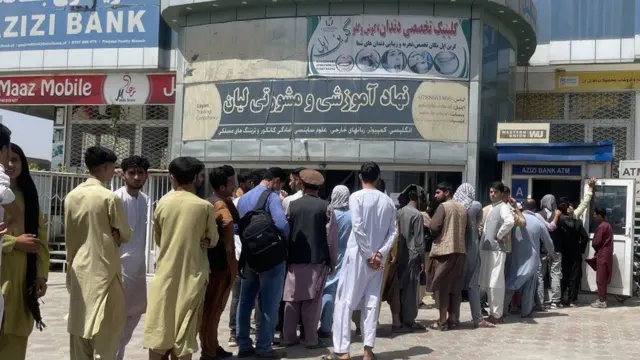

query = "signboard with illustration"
(0, 0), (161, 52)
(0, 73), (175, 105)
(307, 15), (471, 80)
(182, 79), (469, 141)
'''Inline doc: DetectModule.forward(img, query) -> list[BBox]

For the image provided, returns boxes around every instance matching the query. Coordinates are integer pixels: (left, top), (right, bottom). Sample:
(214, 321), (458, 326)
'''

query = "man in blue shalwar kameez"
(504, 201), (557, 317)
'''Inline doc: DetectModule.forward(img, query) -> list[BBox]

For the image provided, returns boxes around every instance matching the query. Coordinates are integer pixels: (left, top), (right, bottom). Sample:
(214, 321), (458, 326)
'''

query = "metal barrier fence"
(31, 170), (172, 273)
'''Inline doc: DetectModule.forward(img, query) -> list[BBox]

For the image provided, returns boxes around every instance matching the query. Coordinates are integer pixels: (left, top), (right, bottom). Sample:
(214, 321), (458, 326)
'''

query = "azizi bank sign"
(0, 0), (161, 51)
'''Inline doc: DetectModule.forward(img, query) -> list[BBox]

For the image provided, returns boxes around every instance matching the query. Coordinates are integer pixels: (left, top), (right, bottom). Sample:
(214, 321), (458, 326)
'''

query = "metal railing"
(31, 170), (172, 273)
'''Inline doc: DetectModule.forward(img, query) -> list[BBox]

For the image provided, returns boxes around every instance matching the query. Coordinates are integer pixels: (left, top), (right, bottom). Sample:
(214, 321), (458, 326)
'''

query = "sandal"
(474, 320), (495, 328)
(429, 320), (448, 331)
(363, 347), (376, 360)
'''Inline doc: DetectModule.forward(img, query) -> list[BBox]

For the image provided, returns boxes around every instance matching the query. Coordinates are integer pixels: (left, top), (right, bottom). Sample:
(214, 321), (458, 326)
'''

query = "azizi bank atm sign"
(0, 0), (160, 51)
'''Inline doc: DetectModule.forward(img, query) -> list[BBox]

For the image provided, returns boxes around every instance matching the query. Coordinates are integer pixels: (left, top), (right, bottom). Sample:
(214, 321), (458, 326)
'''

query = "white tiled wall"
(0, 47), (174, 72)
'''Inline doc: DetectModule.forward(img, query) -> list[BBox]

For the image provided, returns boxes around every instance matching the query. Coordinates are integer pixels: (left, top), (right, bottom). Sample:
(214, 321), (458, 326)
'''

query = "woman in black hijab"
(0, 143), (48, 359)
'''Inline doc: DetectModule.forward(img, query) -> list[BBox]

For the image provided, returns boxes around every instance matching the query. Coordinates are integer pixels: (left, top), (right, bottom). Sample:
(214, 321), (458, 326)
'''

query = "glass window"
(535, 0), (552, 44)
(550, 0), (573, 41)
(589, 185), (628, 235)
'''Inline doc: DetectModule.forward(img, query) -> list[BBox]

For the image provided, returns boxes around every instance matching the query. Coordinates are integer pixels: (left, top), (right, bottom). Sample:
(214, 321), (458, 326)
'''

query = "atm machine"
(496, 140), (636, 298)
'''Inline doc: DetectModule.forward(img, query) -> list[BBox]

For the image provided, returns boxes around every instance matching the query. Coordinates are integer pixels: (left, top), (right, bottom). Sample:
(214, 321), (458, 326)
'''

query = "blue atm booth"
(495, 140), (637, 298)
(495, 141), (613, 203)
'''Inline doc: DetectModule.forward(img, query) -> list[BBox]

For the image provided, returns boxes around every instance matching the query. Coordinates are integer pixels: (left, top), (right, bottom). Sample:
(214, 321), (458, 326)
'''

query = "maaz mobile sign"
(0, 0), (161, 52)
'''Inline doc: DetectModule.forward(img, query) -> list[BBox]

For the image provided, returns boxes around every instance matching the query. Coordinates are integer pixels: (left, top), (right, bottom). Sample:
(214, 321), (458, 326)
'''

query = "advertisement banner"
(556, 71), (640, 91)
(0, 0), (161, 52)
(307, 15), (471, 80)
(182, 79), (469, 141)
(0, 73), (175, 105)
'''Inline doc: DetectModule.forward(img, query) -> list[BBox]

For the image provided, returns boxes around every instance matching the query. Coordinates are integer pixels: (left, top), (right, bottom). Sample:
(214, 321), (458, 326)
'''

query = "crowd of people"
(0, 124), (617, 360)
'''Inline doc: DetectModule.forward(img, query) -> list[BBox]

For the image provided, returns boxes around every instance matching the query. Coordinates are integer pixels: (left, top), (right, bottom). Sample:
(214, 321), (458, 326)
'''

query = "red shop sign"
(0, 73), (176, 105)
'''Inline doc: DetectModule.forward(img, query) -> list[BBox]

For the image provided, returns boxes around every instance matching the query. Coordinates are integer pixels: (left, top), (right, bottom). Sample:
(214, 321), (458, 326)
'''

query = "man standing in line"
(282, 170), (338, 348)
(65, 146), (133, 360)
(236, 168), (289, 359)
(277, 167), (306, 340)
(588, 208), (614, 309)
(144, 157), (218, 360)
(228, 170), (261, 348)
(537, 194), (564, 308)
(200, 166), (238, 360)
(427, 182), (467, 330)
(506, 201), (557, 318)
(394, 189), (425, 331)
(235, 170), (254, 199)
(282, 168), (305, 215)
(114, 156), (150, 360)
(478, 182), (517, 325)
(329, 162), (397, 360)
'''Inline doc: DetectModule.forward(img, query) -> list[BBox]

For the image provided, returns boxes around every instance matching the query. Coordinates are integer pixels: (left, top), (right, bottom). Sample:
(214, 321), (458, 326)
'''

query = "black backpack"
(237, 190), (286, 275)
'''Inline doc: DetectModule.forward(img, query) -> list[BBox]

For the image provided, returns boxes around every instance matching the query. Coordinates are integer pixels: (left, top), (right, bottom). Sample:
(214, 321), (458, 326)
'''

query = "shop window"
(68, 105), (173, 170)
(69, 124), (135, 168)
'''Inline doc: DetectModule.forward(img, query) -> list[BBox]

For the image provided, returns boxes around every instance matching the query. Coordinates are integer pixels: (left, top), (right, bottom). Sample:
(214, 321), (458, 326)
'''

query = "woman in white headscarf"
(318, 185), (352, 338)
(452, 183), (494, 328)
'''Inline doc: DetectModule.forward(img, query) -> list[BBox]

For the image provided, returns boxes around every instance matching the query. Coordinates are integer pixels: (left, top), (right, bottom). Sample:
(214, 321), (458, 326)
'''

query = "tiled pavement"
(26, 272), (640, 360)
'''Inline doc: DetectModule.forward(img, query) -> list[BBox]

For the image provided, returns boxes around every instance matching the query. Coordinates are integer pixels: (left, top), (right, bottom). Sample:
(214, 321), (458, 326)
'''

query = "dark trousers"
(561, 256), (582, 303)
(229, 275), (261, 336)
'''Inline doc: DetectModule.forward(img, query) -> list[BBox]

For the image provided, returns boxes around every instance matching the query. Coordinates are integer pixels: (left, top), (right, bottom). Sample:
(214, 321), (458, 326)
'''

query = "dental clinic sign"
(0, 0), (160, 52)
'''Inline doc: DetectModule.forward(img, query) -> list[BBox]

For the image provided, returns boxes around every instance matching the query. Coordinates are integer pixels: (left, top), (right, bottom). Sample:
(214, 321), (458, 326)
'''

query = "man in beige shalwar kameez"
(144, 157), (219, 360)
(64, 146), (133, 360)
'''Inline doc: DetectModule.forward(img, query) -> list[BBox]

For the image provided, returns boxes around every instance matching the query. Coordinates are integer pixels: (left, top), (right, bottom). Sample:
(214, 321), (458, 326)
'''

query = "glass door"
(581, 179), (636, 296)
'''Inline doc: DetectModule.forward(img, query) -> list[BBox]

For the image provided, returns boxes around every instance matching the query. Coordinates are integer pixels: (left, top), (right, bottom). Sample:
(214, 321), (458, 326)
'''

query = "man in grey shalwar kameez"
(395, 189), (425, 330)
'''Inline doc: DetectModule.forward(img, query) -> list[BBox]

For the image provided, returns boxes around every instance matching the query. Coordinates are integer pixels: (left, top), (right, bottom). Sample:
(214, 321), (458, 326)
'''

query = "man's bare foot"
(363, 346), (376, 360)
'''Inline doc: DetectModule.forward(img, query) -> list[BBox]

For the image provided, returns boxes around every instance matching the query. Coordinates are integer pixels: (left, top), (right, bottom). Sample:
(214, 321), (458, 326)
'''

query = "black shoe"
(355, 328), (362, 337)
(481, 308), (489, 316)
(237, 347), (256, 358)
(228, 334), (237, 347)
(216, 346), (233, 359)
(317, 330), (331, 339)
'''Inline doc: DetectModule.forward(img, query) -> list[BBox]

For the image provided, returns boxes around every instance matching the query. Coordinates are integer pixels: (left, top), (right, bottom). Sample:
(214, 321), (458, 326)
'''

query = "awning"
(494, 141), (614, 162)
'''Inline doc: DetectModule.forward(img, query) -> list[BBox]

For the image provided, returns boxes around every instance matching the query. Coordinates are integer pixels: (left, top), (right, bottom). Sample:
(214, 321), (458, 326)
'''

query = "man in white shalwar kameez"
(478, 182), (517, 325)
(114, 156), (150, 360)
(328, 162), (397, 360)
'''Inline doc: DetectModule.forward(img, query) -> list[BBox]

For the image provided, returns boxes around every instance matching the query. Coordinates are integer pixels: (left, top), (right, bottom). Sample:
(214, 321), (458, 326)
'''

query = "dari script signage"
(182, 78), (470, 141)
(307, 15), (471, 80)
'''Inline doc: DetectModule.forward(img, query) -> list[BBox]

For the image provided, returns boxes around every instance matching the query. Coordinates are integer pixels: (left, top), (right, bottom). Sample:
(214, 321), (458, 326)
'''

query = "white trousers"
(478, 250), (507, 319)
(117, 314), (142, 360)
(332, 252), (383, 354)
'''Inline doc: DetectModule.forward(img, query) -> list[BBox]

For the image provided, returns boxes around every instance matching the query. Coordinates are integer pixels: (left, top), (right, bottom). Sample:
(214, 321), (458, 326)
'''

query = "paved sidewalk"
(26, 273), (640, 360)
